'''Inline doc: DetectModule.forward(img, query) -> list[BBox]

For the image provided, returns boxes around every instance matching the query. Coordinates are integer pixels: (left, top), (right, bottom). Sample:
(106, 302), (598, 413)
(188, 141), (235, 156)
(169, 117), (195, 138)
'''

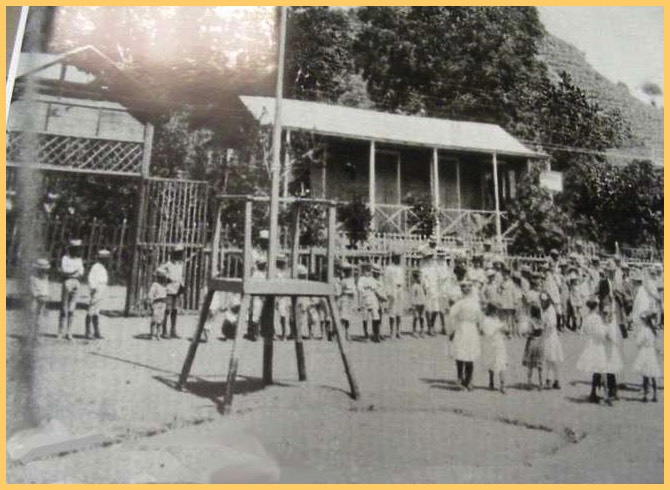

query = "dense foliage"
(30, 6), (661, 252)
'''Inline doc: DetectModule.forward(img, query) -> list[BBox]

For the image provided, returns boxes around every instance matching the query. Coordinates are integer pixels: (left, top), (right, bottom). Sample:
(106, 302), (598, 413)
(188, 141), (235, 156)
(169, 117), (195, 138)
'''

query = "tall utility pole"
(267, 6), (287, 280)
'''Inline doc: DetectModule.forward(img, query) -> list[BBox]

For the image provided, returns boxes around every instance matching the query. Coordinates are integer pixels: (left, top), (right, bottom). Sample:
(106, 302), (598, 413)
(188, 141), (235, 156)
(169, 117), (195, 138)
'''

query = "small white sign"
(540, 171), (563, 192)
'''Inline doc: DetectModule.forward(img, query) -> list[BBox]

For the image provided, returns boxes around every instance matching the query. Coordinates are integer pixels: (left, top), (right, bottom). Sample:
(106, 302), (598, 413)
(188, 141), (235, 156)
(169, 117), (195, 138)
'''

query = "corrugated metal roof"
(240, 96), (543, 158)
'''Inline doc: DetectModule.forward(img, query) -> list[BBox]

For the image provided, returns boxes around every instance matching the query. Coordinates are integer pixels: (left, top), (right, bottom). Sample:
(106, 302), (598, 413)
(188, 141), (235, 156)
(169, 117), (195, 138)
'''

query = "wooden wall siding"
(399, 147), (431, 202)
(438, 157), (459, 208)
(6, 131), (144, 175)
(129, 178), (210, 314)
(8, 97), (145, 143)
(375, 151), (399, 205)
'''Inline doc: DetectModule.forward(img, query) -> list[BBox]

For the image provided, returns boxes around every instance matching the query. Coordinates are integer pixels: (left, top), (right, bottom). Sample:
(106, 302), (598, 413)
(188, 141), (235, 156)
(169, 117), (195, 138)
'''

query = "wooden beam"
(267, 6), (288, 281)
(396, 153), (401, 205)
(369, 140), (376, 217)
(141, 123), (154, 178)
(432, 148), (440, 239)
(492, 152), (502, 244)
(456, 159), (462, 210)
(243, 199), (253, 279)
(282, 129), (291, 198)
(326, 204), (336, 283)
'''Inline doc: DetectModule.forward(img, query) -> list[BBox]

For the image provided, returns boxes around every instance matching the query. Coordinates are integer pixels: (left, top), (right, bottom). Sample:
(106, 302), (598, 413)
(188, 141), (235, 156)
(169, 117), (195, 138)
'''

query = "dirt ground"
(5, 283), (664, 483)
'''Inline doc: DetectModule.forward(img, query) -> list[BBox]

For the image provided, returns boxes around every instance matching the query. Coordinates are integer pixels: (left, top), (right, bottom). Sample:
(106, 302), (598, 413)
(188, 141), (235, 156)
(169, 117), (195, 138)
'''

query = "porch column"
(282, 130), (291, 198)
(456, 160), (462, 210)
(432, 148), (440, 238)
(492, 152), (502, 244)
(369, 140), (376, 217)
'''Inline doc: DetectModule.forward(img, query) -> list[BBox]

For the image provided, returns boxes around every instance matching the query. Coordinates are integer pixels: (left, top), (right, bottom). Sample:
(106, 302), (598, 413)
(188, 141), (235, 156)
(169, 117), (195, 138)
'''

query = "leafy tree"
(505, 167), (570, 254)
(405, 195), (436, 238)
(355, 7), (547, 139)
(337, 194), (372, 248)
(286, 7), (357, 103)
(535, 72), (631, 172)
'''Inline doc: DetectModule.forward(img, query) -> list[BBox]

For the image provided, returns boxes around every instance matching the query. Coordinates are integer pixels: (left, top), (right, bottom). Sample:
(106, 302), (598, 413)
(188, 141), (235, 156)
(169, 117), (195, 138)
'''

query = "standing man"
(384, 250), (406, 339)
(158, 244), (185, 339)
(85, 249), (110, 340)
(59, 239), (85, 340)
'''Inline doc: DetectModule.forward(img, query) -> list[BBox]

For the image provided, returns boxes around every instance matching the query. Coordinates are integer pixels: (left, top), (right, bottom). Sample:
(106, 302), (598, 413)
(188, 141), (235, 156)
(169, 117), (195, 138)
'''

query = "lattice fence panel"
(7, 131), (143, 175)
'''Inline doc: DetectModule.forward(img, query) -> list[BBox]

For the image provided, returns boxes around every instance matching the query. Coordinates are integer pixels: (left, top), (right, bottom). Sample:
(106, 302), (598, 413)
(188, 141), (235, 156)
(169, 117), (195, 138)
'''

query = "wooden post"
(243, 199), (253, 279)
(326, 295), (360, 400)
(116, 218), (127, 275)
(369, 140), (376, 223)
(432, 148), (440, 239)
(282, 130), (292, 199)
(267, 6), (287, 282)
(124, 122), (154, 316)
(396, 154), (401, 205)
(492, 152), (502, 245)
(223, 293), (251, 414)
(124, 179), (147, 316)
(456, 160), (462, 210)
(262, 296), (275, 385)
(177, 288), (215, 390)
(290, 203), (306, 381)
(326, 204), (336, 284)
(211, 202), (223, 278)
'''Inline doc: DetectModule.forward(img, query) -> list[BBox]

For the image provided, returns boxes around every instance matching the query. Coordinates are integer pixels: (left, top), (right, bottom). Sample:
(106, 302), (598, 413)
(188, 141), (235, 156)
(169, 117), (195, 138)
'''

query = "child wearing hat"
(540, 292), (564, 390)
(85, 249), (110, 340)
(410, 269), (426, 337)
(420, 251), (441, 336)
(383, 251), (406, 339)
(59, 239), (85, 340)
(576, 297), (608, 403)
(30, 258), (51, 338)
(275, 253), (291, 340)
(147, 270), (168, 341)
(337, 262), (357, 341)
(632, 310), (661, 402)
(357, 262), (382, 342)
(247, 256), (267, 341)
(481, 302), (508, 393)
(522, 304), (545, 390)
(157, 245), (186, 339)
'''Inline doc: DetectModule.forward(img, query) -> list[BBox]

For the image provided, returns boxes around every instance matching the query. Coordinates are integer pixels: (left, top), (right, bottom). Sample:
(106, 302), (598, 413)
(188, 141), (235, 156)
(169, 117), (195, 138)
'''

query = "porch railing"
(374, 204), (507, 241)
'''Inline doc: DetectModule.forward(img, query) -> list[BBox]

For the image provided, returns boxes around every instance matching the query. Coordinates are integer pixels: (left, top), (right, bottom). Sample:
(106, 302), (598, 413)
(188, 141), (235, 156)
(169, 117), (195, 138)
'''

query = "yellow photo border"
(1, 2), (666, 488)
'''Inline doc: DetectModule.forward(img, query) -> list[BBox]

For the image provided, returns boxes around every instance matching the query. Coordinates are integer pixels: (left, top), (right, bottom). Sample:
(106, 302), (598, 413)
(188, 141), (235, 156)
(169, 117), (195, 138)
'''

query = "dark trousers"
(456, 360), (474, 387)
(606, 373), (617, 398)
(591, 373), (602, 396)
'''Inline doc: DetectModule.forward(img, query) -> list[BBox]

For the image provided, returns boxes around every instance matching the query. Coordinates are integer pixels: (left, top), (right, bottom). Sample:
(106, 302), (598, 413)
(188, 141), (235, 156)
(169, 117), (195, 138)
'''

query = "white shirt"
(61, 255), (84, 280)
(87, 262), (109, 291)
(158, 260), (184, 295)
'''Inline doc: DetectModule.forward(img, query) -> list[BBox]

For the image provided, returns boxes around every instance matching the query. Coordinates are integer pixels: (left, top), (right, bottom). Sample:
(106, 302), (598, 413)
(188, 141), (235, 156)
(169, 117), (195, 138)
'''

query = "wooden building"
(239, 96), (546, 243)
(7, 46), (154, 177)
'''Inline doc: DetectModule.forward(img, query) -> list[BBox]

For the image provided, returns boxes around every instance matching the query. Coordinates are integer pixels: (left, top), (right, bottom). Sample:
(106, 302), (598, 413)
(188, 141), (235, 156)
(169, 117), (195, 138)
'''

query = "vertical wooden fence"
(126, 177), (210, 314)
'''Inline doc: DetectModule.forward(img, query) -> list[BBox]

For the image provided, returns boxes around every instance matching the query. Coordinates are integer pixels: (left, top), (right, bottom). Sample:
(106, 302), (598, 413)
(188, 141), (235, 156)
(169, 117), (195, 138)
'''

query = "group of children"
(30, 239), (186, 342)
(29, 237), (662, 404)
(30, 239), (110, 340)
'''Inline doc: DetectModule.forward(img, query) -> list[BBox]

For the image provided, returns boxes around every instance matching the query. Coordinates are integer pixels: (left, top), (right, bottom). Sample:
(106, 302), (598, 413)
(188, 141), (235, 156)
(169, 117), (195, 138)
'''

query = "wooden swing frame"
(177, 195), (360, 413)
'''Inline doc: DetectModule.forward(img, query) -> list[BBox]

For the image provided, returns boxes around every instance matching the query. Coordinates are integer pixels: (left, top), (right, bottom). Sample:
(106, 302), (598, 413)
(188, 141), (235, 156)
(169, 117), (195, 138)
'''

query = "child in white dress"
(481, 302), (508, 393)
(540, 293), (564, 390)
(337, 263), (358, 341)
(601, 303), (623, 403)
(577, 298), (608, 403)
(632, 311), (661, 402)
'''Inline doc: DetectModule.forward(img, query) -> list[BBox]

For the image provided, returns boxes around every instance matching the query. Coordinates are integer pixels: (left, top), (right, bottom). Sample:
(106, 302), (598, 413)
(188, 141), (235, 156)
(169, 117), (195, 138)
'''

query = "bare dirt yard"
(5, 284), (664, 483)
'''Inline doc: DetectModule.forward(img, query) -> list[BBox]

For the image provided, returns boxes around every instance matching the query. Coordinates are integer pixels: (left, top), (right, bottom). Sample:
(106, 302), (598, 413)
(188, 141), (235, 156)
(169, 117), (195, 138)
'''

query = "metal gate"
(126, 177), (211, 314)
